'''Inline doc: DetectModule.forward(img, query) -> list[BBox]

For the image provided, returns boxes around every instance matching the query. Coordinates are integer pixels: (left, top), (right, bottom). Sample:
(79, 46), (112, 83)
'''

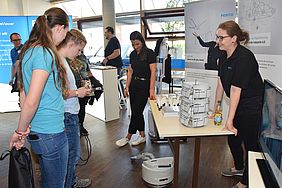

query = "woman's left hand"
(149, 89), (156, 100)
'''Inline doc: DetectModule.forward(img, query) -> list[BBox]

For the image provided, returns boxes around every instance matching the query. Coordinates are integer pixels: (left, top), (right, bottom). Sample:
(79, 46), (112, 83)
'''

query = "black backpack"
(0, 147), (35, 188)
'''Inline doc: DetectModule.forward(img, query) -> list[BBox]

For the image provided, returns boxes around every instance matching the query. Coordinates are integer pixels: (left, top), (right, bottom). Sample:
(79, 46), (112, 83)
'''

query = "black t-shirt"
(197, 37), (222, 70)
(218, 44), (263, 99)
(130, 48), (156, 79)
(104, 36), (123, 68)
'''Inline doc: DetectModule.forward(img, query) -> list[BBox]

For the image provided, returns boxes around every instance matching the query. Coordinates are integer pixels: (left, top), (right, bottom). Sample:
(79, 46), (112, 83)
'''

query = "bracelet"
(15, 130), (23, 135)
(15, 130), (23, 140)
(75, 90), (79, 97)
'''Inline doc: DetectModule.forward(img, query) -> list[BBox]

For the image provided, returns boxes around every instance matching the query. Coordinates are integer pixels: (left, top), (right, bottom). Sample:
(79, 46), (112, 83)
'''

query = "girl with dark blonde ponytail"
(57, 29), (92, 188)
(9, 7), (70, 188)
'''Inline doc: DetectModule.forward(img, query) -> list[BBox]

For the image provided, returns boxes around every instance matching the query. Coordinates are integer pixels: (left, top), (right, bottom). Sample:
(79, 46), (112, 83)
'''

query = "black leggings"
(78, 97), (88, 126)
(228, 96), (262, 185)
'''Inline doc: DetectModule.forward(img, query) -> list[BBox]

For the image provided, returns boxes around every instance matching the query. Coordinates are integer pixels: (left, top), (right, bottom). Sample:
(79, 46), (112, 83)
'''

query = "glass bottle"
(214, 101), (223, 126)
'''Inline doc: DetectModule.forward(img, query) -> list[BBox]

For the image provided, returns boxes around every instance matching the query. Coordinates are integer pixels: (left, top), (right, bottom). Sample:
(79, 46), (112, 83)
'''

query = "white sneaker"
(131, 137), (146, 146)
(115, 138), (129, 147)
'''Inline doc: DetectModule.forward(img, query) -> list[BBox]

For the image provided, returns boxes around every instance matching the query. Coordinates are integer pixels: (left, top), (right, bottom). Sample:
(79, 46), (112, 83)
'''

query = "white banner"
(184, 0), (236, 69)
(238, 0), (282, 88)
(255, 54), (282, 88)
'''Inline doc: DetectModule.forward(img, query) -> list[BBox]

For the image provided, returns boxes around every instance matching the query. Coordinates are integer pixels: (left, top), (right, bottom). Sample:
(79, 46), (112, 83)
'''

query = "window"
(142, 0), (189, 10)
(55, 0), (102, 19)
(81, 14), (140, 59)
(142, 8), (185, 40)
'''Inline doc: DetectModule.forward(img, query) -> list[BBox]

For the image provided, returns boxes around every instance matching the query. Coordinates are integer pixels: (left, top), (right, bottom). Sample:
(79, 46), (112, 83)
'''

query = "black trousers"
(78, 97), (88, 127)
(228, 96), (262, 185)
(128, 79), (149, 134)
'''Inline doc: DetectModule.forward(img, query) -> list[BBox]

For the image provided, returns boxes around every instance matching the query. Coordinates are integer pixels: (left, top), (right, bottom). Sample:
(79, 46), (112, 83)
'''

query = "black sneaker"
(80, 127), (89, 136)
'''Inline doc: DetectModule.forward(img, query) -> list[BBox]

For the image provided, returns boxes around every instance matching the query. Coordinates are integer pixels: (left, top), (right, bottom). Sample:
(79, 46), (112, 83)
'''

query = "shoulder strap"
(0, 150), (10, 160)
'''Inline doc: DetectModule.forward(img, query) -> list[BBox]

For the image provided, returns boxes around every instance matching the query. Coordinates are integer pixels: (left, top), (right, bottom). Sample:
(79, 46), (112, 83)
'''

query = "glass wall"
(142, 0), (189, 10)
(81, 14), (141, 60)
(54, 0), (186, 59)
(55, 0), (102, 19)
(55, 0), (140, 18)
(80, 20), (104, 58)
(115, 0), (140, 13)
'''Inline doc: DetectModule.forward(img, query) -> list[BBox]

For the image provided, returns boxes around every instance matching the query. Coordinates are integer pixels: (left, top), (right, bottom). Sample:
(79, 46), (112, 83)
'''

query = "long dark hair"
(18, 7), (69, 97)
(130, 31), (148, 61)
(218, 20), (249, 45)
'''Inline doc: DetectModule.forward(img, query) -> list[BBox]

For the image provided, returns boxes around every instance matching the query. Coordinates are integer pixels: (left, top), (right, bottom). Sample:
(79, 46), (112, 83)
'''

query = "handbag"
(0, 147), (35, 188)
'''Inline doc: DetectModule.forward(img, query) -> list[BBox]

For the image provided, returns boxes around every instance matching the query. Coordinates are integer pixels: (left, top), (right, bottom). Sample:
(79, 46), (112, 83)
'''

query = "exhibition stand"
(149, 100), (233, 188)
(86, 66), (119, 122)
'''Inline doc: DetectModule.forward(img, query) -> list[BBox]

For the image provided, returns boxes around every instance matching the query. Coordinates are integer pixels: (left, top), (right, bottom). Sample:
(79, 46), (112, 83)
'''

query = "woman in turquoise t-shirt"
(9, 7), (70, 188)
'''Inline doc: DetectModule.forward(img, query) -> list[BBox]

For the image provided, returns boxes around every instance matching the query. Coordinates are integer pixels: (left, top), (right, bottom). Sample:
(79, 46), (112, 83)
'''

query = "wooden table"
(149, 100), (233, 188)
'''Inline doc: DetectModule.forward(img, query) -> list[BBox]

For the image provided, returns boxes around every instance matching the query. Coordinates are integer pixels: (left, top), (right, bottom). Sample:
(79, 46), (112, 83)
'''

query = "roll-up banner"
(0, 16), (72, 84)
(185, 0), (236, 69)
(0, 17), (29, 84)
(238, 0), (282, 88)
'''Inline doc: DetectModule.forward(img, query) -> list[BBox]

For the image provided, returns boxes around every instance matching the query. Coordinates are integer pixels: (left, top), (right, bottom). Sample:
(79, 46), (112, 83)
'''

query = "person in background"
(9, 7), (70, 188)
(193, 31), (222, 70)
(102, 26), (123, 76)
(115, 31), (156, 147)
(57, 29), (92, 188)
(214, 20), (263, 188)
(9, 32), (23, 93)
(69, 53), (94, 136)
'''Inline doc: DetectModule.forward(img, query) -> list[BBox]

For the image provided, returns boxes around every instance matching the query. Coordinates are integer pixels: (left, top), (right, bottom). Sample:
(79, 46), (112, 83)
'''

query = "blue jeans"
(64, 112), (80, 188)
(27, 131), (68, 188)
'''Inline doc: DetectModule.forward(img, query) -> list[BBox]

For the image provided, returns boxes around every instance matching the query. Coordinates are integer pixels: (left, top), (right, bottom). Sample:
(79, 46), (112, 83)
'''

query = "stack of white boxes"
(179, 81), (211, 127)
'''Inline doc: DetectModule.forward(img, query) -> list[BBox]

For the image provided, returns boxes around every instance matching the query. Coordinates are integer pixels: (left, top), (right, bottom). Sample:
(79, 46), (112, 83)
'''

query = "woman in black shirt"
(193, 32), (222, 70)
(214, 20), (263, 188)
(116, 31), (156, 147)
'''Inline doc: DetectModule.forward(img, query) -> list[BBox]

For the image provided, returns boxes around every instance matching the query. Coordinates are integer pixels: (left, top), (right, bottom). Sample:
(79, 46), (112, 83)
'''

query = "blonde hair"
(58, 29), (87, 49)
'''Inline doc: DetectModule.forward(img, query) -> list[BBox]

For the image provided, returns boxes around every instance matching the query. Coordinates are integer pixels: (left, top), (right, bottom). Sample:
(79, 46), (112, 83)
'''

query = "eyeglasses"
(216, 35), (230, 41)
(12, 39), (21, 42)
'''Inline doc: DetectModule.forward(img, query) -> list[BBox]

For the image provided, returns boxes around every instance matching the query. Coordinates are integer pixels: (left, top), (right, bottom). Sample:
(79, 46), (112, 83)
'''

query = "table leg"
(192, 137), (201, 188)
(172, 138), (180, 188)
